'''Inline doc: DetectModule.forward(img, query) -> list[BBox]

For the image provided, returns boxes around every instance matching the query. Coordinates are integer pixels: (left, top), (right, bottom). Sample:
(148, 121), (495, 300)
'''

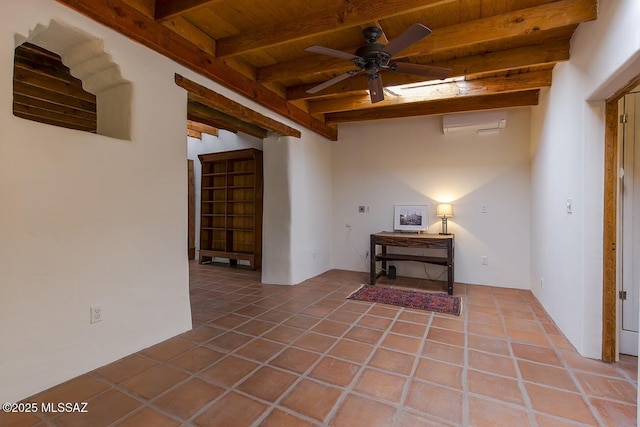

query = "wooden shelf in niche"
(198, 148), (263, 269)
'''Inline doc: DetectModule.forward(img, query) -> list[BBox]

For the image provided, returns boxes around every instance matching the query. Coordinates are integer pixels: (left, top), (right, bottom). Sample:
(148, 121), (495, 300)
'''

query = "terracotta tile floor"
(4, 262), (638, 426)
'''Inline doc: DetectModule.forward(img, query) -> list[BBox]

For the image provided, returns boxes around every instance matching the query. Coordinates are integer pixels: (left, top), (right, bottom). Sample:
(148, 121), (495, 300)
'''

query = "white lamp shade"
(436, 203), (454, 217)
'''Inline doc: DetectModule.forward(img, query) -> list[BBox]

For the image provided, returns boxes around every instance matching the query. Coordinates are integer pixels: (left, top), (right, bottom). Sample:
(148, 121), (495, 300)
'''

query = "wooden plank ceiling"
(56, 0), (597, 141)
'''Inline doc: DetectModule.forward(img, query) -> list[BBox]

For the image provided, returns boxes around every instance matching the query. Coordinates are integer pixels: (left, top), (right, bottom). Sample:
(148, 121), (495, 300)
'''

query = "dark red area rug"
(347, 285), (461, 316)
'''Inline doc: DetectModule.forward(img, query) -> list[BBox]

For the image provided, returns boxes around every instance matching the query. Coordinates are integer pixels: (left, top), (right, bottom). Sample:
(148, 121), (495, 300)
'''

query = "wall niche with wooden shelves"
(13, 20), (132, 139)
(198, 148), (263, 270)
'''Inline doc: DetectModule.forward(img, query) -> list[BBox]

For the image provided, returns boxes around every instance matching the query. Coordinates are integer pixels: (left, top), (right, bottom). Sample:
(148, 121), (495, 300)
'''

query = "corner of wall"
(261, 136), (293, 285)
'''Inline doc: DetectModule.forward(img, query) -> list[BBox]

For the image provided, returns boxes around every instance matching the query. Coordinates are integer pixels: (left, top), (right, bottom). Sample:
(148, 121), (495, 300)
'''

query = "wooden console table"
(370, 232), (455, 295)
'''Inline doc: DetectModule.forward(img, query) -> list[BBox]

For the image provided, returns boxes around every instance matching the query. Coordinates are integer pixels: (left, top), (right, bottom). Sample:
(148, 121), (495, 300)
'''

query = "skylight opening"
(386, 76), (465, 97)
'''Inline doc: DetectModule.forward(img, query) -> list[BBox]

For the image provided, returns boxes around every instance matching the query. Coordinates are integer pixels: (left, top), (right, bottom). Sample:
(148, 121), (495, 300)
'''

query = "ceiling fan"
(305, 24), (451, 103)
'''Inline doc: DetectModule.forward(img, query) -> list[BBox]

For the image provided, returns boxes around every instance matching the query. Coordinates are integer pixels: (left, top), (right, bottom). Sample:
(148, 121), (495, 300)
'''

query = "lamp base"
(440, 217), (450, 235)
(439, 232), (452, 235)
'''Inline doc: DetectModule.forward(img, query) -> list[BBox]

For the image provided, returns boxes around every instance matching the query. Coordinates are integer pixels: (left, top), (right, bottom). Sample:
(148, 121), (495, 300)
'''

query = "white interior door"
(620, 90), (640, 356)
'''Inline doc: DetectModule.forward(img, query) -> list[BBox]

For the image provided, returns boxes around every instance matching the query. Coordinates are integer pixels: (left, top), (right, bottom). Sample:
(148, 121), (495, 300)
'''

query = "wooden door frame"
(602, 74), (640, 362)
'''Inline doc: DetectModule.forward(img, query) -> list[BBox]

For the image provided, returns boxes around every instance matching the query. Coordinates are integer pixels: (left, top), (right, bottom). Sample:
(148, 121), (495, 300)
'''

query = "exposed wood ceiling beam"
(55, 0), (338, 141)
(55, 0), (595, 140)
(287, 41), (568, 101)
(188, 119), (219, 137)
(309, 70), (552, 114)
(325, 90), (540, 124)
(257, 0), (596, 83)
(160, 16), (216, 56)
(215, 0), (453, 58)
(176, 74), (301, 138)
(187, 129), (202, 139)
(154, 0), (224, 21)
(188, 100), (267, 139)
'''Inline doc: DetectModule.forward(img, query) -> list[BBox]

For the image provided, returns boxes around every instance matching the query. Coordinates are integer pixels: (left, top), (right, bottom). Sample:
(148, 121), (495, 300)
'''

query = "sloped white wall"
(332, 109), (531, 289)
(530, 0), (640, 359)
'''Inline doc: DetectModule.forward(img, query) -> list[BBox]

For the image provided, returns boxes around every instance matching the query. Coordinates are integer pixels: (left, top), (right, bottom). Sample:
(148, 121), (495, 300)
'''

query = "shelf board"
(375, 253), (448, 265)
(200, 249), (256, 261)
(202, 226), (255, 231)
(228, 171), (255, 176)
(201, 214), (254, 218)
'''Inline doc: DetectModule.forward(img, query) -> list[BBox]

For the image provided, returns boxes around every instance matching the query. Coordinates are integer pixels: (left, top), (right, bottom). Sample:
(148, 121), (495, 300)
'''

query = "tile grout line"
(246, 292), (374, 426)
(494, 289), (539, 426)
(185, 283), (344, 425)
(301, 300), (399, 425)
(461, 285), (470, 427)
(393, 308), (438, 426)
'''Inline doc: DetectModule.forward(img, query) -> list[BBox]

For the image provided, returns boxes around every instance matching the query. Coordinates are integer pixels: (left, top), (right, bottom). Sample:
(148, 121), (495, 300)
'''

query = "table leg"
(369, 235), (376, 285)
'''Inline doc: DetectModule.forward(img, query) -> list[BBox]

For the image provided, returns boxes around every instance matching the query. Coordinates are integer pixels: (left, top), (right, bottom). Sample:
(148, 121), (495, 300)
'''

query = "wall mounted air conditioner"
(442, 110), (507, 135)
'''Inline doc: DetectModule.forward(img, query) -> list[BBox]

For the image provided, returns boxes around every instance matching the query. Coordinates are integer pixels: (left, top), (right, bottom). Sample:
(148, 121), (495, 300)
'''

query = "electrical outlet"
(481, 256), (488, 265)
(90, 305), (103, 324)
(540, 278), (544, 289)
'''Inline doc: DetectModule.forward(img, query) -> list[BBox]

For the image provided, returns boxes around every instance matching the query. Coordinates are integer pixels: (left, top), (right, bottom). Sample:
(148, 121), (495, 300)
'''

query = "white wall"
(332, 109), (531, 289)
(261, 134), (334, 285)
(0, 1), (193, 402)
(0, 0), (342, 403)
(530, 0), (640, 359)
(187, 130), (262, 261)
(290, 132), (334, 283)
(186, 129), (334, 286)
(262, 136), (294, 284)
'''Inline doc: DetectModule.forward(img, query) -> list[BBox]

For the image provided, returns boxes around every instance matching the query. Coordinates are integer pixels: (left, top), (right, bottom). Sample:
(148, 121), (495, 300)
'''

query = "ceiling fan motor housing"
(353, 44), (391, 74)
(362, 27), (383, 43)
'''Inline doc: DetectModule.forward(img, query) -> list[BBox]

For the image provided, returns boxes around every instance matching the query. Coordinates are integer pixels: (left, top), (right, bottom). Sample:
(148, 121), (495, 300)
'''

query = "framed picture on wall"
(394, 205), (428, 232)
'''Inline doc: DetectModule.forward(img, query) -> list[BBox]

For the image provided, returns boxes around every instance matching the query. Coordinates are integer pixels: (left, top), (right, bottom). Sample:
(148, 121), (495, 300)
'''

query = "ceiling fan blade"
(368, 75), (385, 103)
(305, 45), (361, 62)
(381, 23), (432, 57)
(306, 70), (359, 94)
(391, 62), (451, 80)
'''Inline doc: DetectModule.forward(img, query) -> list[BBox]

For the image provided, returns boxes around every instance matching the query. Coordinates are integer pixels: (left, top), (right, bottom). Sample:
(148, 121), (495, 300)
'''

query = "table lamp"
(436, 203), (453, 235)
